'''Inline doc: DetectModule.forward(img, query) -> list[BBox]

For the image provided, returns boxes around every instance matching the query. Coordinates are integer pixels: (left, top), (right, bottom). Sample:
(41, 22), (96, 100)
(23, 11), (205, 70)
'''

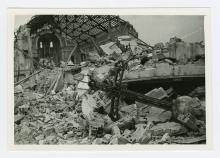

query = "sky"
(15, 15), (204, 45)
(14, 15), (32, 30)
(121, 15), (204, 45)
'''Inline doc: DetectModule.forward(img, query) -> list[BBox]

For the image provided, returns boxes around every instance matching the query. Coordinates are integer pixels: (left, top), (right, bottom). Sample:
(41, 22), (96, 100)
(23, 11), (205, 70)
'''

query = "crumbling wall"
(14, 25), (32, 80)
(168, 37), (204, 63)
(14, 34), (206, 145)
(30, 29), (84, 64)
(175, 42), (191, 64)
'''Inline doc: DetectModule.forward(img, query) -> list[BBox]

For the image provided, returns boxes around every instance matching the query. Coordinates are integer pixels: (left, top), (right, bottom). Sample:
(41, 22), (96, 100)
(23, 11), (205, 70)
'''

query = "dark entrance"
(37, 33), (61, 65)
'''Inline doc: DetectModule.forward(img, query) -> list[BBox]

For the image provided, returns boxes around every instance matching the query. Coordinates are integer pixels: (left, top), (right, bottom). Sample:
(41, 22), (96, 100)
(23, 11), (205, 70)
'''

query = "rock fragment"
(149, 122), (187, 136)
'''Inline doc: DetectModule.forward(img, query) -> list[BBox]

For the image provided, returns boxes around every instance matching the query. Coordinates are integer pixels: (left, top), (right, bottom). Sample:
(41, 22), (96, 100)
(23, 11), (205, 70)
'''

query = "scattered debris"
(149, 122), (188, 136)
(14, 18), (206, 145)
(172, 135), (206, 144)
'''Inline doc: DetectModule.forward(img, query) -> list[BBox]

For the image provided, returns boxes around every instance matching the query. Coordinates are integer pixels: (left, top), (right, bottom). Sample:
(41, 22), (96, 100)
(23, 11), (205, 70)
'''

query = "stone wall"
(14, 25), (32, 80)
(168, 39), (204, 63)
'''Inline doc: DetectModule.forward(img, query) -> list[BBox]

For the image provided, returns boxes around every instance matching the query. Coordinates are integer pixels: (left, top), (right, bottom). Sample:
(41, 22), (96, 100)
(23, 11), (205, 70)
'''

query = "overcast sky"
(15, 15), (204, 45)
(121, 15), (204, 45)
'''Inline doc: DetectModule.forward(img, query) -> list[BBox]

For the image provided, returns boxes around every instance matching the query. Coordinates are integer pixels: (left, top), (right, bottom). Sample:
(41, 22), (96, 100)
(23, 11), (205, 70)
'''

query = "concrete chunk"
(149, 122), (187, 136)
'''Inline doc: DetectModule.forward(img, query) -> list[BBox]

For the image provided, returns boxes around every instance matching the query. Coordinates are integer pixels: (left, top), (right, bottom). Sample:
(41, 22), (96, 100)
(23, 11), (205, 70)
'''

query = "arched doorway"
(37, 33), (61, 65)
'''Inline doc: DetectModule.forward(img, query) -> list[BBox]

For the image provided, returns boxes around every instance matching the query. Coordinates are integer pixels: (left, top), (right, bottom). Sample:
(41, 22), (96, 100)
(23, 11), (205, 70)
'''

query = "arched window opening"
(40, 42), (43, 48)
(50, 41), (53, 48)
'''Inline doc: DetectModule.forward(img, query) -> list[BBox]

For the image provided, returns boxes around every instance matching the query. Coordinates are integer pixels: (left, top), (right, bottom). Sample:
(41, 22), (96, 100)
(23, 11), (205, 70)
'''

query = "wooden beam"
(89, 36), (104, 56)
(56, 15), (66, 24)
(47, 43), (78, 94)
(14, 70), (42, 86)
(62, 16), (116, 39)
(71, 19), (90, 32)
(88, 16), (109, 33)
(135, 38), (153, 49)
(107, 15), (113, 40)
(72, 30), (92, 39)
(65, 43), (78, 66)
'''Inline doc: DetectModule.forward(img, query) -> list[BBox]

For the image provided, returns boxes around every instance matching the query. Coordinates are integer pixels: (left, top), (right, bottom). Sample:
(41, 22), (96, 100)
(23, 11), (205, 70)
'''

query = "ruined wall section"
(14, 25), (33, 80)
(31, 28), (82, 64)
(167, 37), (205, 64)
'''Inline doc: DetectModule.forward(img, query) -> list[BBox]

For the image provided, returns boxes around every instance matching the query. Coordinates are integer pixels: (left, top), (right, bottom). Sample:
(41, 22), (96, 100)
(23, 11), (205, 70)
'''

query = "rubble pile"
(22, 68), (61, 93)
(14, 36), (206, 145)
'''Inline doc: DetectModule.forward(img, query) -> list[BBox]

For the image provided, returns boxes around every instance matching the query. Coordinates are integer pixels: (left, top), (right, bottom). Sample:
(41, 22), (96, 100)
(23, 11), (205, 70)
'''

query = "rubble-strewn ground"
(14, 66), (206, 145)
(14, 35), (206, 145)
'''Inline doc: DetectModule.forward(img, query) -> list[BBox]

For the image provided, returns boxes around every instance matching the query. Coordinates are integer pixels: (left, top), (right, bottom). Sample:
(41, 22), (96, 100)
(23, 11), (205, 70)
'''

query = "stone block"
(149, 122), (187, 136)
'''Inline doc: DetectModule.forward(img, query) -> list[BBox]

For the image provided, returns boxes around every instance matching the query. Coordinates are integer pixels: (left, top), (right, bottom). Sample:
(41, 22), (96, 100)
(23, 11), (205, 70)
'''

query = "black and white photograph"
(13, 12), (207, 146)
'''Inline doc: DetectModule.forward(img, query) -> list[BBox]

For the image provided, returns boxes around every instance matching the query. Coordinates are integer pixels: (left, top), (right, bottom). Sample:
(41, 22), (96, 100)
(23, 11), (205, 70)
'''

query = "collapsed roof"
(27, 15), (151, 48)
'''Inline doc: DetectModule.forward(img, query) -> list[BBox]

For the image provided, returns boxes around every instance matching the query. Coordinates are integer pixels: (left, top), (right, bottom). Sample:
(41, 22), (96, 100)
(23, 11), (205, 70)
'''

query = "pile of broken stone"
(14, 37), (206, 145)
(14, 78), (206, 145)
